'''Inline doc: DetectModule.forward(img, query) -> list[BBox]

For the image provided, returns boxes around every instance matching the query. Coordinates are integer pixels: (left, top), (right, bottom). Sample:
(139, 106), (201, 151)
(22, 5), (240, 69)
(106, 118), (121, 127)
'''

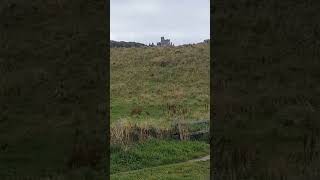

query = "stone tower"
(158, 36), (172, 47)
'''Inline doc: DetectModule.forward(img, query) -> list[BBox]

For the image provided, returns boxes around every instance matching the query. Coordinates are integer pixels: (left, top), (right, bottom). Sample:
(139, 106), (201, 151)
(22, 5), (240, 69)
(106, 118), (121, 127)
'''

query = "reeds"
(110, 119), (173, 146)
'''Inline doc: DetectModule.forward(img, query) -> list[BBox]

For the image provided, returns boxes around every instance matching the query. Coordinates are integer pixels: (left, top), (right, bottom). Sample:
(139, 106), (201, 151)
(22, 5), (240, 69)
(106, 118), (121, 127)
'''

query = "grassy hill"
(110, 40), (147, 48)
(110, 43), (210, 178)
(111, 43), (210, 126)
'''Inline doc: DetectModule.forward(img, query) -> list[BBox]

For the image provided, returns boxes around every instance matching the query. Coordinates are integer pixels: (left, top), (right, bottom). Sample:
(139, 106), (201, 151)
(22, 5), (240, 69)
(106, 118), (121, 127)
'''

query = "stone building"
(157, 37), (173, 47)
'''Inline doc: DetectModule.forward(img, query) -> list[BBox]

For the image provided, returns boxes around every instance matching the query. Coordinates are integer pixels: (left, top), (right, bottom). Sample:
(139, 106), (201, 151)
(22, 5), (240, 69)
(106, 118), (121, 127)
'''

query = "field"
(110, 43), (210, 178)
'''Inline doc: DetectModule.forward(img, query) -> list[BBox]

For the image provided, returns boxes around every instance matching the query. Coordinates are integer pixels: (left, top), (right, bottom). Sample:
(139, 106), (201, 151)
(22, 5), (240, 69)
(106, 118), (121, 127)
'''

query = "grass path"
(188, 155), (210, 162)
(111, 158), (210, 180)
(112, 154), (210, 176)
(111, 140), (209, 174)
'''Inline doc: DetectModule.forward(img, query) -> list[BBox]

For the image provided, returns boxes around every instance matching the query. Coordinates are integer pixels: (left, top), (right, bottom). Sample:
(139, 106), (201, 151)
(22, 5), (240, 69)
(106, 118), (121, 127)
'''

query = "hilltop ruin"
(156, 37), (174, 47)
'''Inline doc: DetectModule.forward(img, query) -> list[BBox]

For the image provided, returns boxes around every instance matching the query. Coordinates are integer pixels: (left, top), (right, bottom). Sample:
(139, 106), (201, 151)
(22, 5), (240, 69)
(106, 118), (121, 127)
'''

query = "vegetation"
(110, 43), (210, 178)
(111, 43), (210, 125)
(110, 40), (147, 48)
(111, 139), (209, 174)
(111, 161), (210, 180)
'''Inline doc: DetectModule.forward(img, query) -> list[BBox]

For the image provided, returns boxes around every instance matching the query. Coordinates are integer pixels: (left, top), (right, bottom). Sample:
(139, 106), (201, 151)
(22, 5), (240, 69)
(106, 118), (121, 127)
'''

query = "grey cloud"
(111, 0), (210, 45)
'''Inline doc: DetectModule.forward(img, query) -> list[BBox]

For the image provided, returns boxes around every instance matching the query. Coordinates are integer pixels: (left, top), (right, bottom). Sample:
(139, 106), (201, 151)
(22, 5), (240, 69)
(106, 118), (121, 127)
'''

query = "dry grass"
(110, 44), (210, 125)
(110, 118), (172, 146)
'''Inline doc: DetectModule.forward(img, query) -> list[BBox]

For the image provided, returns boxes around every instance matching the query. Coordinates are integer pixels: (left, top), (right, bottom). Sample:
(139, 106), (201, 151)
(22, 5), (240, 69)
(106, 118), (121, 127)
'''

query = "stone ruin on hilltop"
(148, 37), (175, 47)
(156, 36), (174, 47)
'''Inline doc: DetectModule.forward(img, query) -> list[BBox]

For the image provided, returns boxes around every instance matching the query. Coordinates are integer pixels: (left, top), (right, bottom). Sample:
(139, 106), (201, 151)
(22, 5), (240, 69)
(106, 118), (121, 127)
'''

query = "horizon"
(110, 37), (209, 46)
(111, 0), (210, 46)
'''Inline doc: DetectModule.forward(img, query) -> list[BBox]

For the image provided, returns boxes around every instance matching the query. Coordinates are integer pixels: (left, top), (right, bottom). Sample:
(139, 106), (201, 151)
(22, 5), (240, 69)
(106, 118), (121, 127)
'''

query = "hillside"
(110, 40), (147, 48)
(110, 43), (210, 178)
(111, 43), (210, 126)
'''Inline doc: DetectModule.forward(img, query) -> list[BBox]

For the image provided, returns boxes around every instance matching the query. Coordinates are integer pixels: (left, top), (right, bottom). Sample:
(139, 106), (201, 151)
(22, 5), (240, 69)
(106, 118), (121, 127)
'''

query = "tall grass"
(110, 43), (210, 125)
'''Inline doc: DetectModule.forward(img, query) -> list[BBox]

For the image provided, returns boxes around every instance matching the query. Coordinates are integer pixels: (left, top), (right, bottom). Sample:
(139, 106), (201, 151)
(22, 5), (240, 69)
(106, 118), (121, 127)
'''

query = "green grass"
(111, 161), (210, 180)
(110, 44), (210, 178)
(111, 44), (210, 125)
(111, 139), (209, 174)
(110, 43), (210, 178)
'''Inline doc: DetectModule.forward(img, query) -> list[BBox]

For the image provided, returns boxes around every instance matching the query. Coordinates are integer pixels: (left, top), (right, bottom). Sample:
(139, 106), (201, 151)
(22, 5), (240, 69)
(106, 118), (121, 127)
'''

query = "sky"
(111, 0), (210, 45)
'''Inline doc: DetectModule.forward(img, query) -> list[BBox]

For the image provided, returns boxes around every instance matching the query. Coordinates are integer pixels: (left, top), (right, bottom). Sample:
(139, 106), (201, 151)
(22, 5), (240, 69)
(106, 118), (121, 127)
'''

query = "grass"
(111, 139), (209, 174)
(111, 44), (210, 125)
(111, 161), (210, 180)
(110, 43), (210, 178)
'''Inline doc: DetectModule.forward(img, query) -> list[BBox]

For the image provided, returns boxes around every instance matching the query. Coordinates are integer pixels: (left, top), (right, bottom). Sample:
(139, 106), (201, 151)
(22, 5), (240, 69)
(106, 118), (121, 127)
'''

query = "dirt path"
(112, 154), (210, 176)
(188, 155), (210, 162)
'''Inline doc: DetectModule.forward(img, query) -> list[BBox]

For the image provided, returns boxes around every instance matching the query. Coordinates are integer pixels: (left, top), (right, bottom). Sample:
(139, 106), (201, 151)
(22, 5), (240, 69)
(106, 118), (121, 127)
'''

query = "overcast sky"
(111, 0), (210, 45)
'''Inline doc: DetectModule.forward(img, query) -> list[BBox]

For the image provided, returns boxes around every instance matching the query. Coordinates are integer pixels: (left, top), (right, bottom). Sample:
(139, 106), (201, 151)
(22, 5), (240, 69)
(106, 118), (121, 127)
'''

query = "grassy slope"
(111, 161), (210, 180)
(110, 44), (210, 178)
(111, 44), (210, 126)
